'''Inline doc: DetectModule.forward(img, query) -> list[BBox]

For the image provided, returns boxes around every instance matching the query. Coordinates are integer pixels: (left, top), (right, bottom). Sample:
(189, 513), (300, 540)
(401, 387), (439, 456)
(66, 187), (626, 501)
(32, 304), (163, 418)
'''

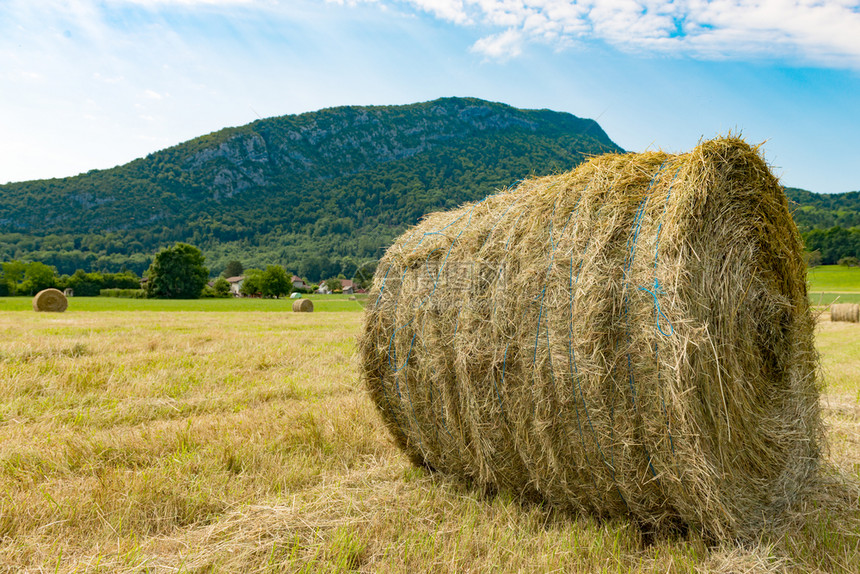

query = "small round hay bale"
(360, 137), (821, 541)
(830, 303), (859, 322)
(831, 303), (845, 321)
(32, 288), (68, 312)
(292, 299), (313, 312)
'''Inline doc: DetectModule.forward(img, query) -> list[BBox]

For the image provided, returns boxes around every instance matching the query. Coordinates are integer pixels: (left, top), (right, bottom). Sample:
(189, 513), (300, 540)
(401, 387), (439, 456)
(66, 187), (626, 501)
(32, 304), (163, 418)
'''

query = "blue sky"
(1, 0), (858, 193)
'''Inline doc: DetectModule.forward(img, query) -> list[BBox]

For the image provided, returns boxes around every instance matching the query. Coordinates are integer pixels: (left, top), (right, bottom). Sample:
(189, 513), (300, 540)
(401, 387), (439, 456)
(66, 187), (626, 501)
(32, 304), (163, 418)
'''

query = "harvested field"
(0, 310), (856, 573)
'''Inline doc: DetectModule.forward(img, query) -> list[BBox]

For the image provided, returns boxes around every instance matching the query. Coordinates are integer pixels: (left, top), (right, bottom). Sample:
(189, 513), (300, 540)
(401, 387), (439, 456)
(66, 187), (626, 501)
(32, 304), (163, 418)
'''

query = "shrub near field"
(0, 311), (857, 572)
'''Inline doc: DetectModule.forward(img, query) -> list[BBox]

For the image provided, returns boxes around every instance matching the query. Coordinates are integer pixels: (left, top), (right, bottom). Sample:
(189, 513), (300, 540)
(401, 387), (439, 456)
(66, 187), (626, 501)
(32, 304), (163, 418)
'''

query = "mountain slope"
(785, 187), (860, 231)
(0, 97), (620, 278)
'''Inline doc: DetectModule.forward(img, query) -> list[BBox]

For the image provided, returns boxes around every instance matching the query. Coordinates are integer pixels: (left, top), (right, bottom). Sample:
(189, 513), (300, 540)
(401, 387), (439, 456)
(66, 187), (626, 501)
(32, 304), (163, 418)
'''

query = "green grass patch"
(808, 265), (860, 292)
(805, 265), (860, 306)
(809, 292), (860, 306)
(0, 294), (366, 312)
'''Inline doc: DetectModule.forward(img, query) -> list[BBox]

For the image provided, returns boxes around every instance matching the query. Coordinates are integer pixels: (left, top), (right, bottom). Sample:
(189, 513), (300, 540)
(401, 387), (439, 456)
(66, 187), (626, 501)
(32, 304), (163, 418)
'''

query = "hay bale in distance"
(830, 303), (859, 322)
(360, 137), (821, 541)
(831, 303), (844, 322)
(292, 299), (313, 313)
(32, 288), (68, 312)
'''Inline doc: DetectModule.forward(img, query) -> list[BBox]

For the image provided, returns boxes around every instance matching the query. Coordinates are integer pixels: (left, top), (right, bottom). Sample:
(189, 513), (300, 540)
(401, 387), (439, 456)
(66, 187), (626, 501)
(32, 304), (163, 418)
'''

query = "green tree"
(20, 262), (58, 295)
(260, 265), (292, 298)
(66, 269), (105, 296)
(1, 260), (25, 295)
(339, 256), (358, 280)
(144, 243), (209, 299)
(324, 277), (343, 293)
(222, 260), (244, 278)
(104, 271), (141, 289)
(239, 268), (263, 297)
(213, 276), (232, 297)
(352, 260), (377, 289)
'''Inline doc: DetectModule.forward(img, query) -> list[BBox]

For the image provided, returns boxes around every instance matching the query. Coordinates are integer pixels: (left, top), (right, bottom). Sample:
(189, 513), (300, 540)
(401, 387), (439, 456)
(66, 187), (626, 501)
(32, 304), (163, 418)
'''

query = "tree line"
(4, 225), (860, 300)
(0, 242), (371, 300)
(801, 227), (860, 266)
(143, 245), (301, 299)
(0, 260), (140, 297)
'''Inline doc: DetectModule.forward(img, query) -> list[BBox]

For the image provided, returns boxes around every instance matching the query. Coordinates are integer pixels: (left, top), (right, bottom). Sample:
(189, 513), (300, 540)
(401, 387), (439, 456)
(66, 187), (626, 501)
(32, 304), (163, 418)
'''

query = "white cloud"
(349, 0), (860, 65)
(109, 0), (255, 5)
(471, 28), (523, 59)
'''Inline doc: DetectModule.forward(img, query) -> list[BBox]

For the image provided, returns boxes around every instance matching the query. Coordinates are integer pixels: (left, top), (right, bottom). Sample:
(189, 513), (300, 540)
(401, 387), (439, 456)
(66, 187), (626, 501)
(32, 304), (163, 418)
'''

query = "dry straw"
(292, 299), (313, 313)
(32, 288), (68, 312)
(829, 303), (859, 322)
(360, 137), (822, 541)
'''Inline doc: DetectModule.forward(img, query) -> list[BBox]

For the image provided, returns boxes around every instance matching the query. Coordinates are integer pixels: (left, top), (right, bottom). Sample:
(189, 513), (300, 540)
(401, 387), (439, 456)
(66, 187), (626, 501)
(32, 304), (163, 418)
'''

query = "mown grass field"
(0, 294), (367, 313)
(808, 265), (860, 305)
(0, 306), (857, 573)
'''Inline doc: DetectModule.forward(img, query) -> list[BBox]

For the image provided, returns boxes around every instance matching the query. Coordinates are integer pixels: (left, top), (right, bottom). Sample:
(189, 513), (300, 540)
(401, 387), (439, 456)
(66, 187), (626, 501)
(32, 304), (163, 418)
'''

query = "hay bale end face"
(360, 137), (821, 541)
(32, 288), (69, 312)
(292, 299), (313, 312)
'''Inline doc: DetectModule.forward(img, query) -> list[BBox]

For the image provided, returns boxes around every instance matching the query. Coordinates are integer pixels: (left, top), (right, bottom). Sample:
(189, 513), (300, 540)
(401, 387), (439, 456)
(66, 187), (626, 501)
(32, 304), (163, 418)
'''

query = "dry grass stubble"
(0, 311), (856, 572)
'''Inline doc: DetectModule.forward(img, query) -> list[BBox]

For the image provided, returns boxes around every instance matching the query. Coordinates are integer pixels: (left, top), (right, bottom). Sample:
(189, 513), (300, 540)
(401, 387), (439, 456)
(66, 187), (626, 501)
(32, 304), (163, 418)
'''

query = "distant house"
(291, 276), (306, 290)
(226, 276), (244, 296)
(316, 283), (331, 295)
(341, 279), (355, 295)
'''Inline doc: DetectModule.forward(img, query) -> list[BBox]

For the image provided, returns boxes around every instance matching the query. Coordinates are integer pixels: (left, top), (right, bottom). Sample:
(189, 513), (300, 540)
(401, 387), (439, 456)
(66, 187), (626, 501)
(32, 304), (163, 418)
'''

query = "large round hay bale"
(292, 299), (313, 312)
(32, 288), (68, 312)
(360, 137), (821, 540)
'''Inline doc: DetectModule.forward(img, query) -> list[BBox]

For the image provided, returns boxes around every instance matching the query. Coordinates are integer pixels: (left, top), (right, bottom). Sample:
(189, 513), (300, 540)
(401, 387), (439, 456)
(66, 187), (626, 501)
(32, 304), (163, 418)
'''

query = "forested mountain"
(783, 187), (860, 264)
(0, 97), (857, 279)
(785, 187), (860, 231)
(0, 97), (620, 279)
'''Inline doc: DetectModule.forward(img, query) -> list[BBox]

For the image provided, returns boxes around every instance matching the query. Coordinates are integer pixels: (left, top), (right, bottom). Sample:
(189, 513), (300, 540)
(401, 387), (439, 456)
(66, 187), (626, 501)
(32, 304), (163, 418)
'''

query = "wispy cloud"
(109, 0), (254, 5)
(470, 29), (524, 60)
(347, 0), (860, 65)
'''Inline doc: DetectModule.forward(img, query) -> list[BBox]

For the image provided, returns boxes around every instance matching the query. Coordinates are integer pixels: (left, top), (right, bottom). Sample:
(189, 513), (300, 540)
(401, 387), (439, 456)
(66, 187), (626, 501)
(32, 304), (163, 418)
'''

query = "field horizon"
(0, 294), (367, 313)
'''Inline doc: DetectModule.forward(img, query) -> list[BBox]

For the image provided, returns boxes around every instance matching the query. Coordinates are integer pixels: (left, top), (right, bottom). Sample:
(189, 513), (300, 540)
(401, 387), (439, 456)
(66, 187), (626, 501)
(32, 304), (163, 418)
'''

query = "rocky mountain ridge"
(0, 97), (620, 277)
